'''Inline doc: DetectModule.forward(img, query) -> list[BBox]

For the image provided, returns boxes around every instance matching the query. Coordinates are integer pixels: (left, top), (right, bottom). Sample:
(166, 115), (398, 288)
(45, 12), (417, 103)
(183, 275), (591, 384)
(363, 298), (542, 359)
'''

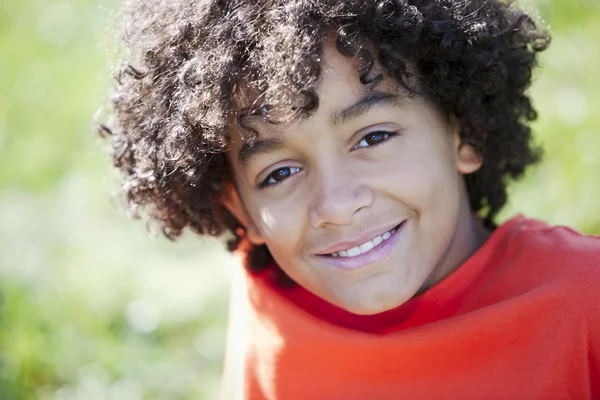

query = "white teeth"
(359, 241), (374, 253)
(372, 235), (383, 246)
(329, 227), (397, 258)
(347, 247), (361, 257)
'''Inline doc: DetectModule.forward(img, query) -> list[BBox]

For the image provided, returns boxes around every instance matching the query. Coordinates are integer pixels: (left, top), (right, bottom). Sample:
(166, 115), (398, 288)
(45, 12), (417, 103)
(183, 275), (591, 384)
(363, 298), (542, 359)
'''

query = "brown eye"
(272, 168), (291, 181)
(259, 167), (301, 188)
(354, 130), (397, 149)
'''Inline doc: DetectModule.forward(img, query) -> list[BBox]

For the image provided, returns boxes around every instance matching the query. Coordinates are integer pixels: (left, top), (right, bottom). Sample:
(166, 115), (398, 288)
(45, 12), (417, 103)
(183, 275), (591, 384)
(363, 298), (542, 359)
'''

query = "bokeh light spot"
(556, 87), (589, 127)
(125, 299), (161, 334)
(37, 1), (78, 46)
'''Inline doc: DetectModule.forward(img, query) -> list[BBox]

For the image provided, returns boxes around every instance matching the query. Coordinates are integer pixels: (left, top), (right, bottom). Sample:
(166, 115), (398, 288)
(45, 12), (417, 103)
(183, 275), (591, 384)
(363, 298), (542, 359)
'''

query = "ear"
(451, 117), (483, 175)
(221, 183), (266, 245)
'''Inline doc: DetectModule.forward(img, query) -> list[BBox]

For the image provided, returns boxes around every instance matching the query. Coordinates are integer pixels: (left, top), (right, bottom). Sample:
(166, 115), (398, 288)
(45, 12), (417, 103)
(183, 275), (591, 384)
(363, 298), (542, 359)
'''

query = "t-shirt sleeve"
(220, 265), (250, 400)
(586, 266), (600, 395)
(575, 234), (600, 395)
(548, 225), (600, 394)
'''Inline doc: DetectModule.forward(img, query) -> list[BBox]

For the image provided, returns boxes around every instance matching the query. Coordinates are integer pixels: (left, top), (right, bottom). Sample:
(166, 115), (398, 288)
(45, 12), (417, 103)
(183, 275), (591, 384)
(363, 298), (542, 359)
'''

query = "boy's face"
(226, 42), (484, 315)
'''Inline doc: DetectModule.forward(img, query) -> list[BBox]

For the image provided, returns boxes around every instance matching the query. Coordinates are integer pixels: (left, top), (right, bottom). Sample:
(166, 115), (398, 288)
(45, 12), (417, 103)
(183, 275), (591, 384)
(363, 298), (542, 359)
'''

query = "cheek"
(257, 206), (278, 236)
(376, 141), (457, 207)
(252, 200), (306, 248)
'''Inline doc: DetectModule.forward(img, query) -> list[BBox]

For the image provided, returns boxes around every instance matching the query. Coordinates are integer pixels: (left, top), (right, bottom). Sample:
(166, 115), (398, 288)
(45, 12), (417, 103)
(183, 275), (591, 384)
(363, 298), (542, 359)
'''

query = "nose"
(308, 164), (374, 228)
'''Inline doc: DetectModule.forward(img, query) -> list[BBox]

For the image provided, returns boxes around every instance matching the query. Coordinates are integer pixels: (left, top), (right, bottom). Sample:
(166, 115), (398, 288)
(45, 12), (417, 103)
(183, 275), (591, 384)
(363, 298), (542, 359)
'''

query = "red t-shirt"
(221, 216), (600, 399)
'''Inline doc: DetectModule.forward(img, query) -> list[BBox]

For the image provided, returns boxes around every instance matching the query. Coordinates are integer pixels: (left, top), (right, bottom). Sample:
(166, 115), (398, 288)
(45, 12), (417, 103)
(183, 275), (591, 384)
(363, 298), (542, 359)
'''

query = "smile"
(316, 220), (407, 271)
(330, 225), (399, 258)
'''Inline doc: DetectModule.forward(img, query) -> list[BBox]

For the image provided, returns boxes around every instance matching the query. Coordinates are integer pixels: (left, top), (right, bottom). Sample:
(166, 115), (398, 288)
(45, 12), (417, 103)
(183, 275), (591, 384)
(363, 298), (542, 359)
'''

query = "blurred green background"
(0, 0), (598, 398)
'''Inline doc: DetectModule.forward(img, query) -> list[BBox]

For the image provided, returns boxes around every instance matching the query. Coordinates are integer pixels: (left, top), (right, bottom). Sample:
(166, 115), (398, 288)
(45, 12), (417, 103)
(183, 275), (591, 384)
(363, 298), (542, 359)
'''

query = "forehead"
(226, 43), (414, 169)
(230, 40), (408, 141)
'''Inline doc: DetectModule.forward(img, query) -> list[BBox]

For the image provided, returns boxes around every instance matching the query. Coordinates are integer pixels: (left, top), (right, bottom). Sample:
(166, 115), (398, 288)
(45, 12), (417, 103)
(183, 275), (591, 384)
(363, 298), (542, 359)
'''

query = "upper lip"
(314, 221), (404, 255)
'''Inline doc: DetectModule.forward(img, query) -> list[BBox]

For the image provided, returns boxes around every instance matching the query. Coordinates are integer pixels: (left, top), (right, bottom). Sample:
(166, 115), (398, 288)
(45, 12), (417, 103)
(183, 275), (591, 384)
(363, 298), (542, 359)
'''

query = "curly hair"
(100, 0), (550, 277)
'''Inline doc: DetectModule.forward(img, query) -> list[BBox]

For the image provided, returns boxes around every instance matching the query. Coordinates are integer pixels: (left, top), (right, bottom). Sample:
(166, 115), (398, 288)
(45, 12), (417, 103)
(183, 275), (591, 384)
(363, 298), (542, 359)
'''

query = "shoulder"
(505, 215), (600, 272)
(498, 215), (600, 314)
(482, 215), (600, 304)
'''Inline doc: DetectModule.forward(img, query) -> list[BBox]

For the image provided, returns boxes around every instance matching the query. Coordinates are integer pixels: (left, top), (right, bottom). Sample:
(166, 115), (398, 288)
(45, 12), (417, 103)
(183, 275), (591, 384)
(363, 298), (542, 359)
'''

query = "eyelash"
(352, 130), (399, 150)
(258, 166), (301, 189)
(258, 129), (399, 189)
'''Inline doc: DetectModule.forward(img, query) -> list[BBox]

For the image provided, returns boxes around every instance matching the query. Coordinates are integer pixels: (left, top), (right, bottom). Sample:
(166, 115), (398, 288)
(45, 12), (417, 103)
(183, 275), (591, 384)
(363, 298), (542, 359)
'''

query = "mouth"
(328, 223), (402, 258)
(315, 220), (407, 271)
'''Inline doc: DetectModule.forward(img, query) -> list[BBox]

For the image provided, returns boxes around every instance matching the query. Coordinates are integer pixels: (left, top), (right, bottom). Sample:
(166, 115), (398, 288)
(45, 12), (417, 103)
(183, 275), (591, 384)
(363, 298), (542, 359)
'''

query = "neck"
(418, 209), (490, 295)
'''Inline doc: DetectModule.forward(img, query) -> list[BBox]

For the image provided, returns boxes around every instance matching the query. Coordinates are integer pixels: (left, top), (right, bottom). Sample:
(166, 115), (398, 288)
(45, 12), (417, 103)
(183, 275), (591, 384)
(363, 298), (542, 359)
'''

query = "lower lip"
(316, 221), (406, 271)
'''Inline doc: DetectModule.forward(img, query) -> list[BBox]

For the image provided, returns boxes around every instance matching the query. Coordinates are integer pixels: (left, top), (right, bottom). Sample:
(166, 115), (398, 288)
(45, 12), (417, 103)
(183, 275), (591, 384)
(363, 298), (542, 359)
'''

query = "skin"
(223, 41), (489, 315)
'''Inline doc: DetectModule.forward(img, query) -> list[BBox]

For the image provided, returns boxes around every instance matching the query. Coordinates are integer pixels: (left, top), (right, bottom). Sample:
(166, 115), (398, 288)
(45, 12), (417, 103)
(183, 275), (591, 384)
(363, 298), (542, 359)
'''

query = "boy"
(101, 0), (600, 398)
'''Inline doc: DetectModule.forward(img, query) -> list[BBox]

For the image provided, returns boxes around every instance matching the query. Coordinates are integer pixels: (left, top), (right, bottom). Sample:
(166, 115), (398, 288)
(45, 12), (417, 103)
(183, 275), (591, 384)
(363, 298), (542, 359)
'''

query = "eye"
(259, 166), (301, 188)
(353, 130), (398, 149)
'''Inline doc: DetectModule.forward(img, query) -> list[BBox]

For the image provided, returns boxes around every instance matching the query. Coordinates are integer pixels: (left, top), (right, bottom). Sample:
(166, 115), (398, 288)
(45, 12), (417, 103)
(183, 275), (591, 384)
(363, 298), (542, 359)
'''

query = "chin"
(345, 306), (389, 316)
(351, 284), (423, 314)
(338, 296), (410, 316)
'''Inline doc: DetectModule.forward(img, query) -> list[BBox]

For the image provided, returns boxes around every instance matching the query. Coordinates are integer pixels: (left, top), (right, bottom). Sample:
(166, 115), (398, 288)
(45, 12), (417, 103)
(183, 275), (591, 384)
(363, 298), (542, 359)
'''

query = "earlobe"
(221, 183), (266, 245)
(451, 118), (483, 175)
(456, 141), (483, 175)
(245, 225), (266, 246)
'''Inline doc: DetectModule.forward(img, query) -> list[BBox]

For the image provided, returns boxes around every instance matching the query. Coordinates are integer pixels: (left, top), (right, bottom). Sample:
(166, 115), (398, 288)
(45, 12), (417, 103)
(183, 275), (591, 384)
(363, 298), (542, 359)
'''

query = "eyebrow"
(238, 136), (286, 168)
(330, 91), (406, 127)
(237, 91), (406, 168)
